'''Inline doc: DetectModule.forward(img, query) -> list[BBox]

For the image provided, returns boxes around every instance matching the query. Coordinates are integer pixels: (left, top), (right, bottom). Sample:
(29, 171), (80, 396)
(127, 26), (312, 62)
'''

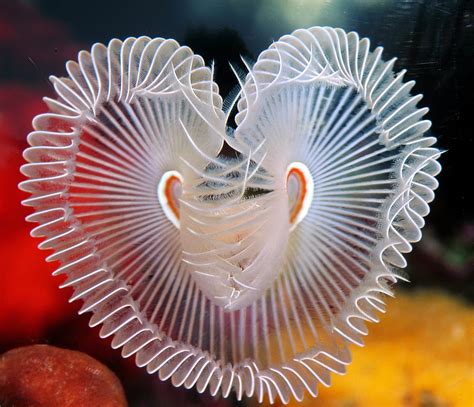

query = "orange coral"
(257, 290), (474, 407)
(0, 345), (128, 406)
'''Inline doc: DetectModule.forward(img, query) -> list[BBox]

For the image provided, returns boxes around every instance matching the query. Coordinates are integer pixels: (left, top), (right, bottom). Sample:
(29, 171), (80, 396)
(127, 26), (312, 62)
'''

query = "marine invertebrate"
(19, 27), (441, 403)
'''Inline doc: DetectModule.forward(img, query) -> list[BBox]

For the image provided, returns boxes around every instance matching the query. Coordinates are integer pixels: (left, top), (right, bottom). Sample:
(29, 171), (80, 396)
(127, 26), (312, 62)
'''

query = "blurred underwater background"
(0, 0), (472, 405)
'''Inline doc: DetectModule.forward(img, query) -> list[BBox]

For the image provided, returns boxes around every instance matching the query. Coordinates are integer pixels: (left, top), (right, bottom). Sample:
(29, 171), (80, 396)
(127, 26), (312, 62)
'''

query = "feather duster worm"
(19, 27), (441, 403)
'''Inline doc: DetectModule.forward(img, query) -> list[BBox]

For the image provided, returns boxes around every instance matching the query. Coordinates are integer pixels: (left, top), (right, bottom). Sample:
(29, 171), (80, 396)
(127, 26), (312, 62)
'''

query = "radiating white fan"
(19, 27), (441, 403)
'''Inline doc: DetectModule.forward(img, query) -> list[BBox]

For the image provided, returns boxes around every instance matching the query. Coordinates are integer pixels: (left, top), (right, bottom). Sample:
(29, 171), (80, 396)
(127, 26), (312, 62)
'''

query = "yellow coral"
(258, 290), (474, 407)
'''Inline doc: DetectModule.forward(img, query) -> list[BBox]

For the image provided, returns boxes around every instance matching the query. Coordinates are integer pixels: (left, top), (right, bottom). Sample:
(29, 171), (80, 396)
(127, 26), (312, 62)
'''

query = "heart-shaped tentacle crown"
(20, 27), (441, 403)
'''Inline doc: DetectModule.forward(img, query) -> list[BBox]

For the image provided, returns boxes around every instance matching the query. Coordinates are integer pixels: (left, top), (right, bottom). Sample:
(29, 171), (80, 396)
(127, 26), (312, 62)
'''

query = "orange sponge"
(259, 290), (474, 407)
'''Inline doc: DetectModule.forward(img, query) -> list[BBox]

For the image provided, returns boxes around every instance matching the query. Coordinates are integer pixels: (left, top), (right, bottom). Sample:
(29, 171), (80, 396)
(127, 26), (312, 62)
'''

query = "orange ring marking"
(287, 167), (307, 225)
(165, 175), (181, 220)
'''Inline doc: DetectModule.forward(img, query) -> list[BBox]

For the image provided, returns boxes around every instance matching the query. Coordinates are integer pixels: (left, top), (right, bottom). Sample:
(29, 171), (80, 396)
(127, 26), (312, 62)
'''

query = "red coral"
(0, 84), (77, 348)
